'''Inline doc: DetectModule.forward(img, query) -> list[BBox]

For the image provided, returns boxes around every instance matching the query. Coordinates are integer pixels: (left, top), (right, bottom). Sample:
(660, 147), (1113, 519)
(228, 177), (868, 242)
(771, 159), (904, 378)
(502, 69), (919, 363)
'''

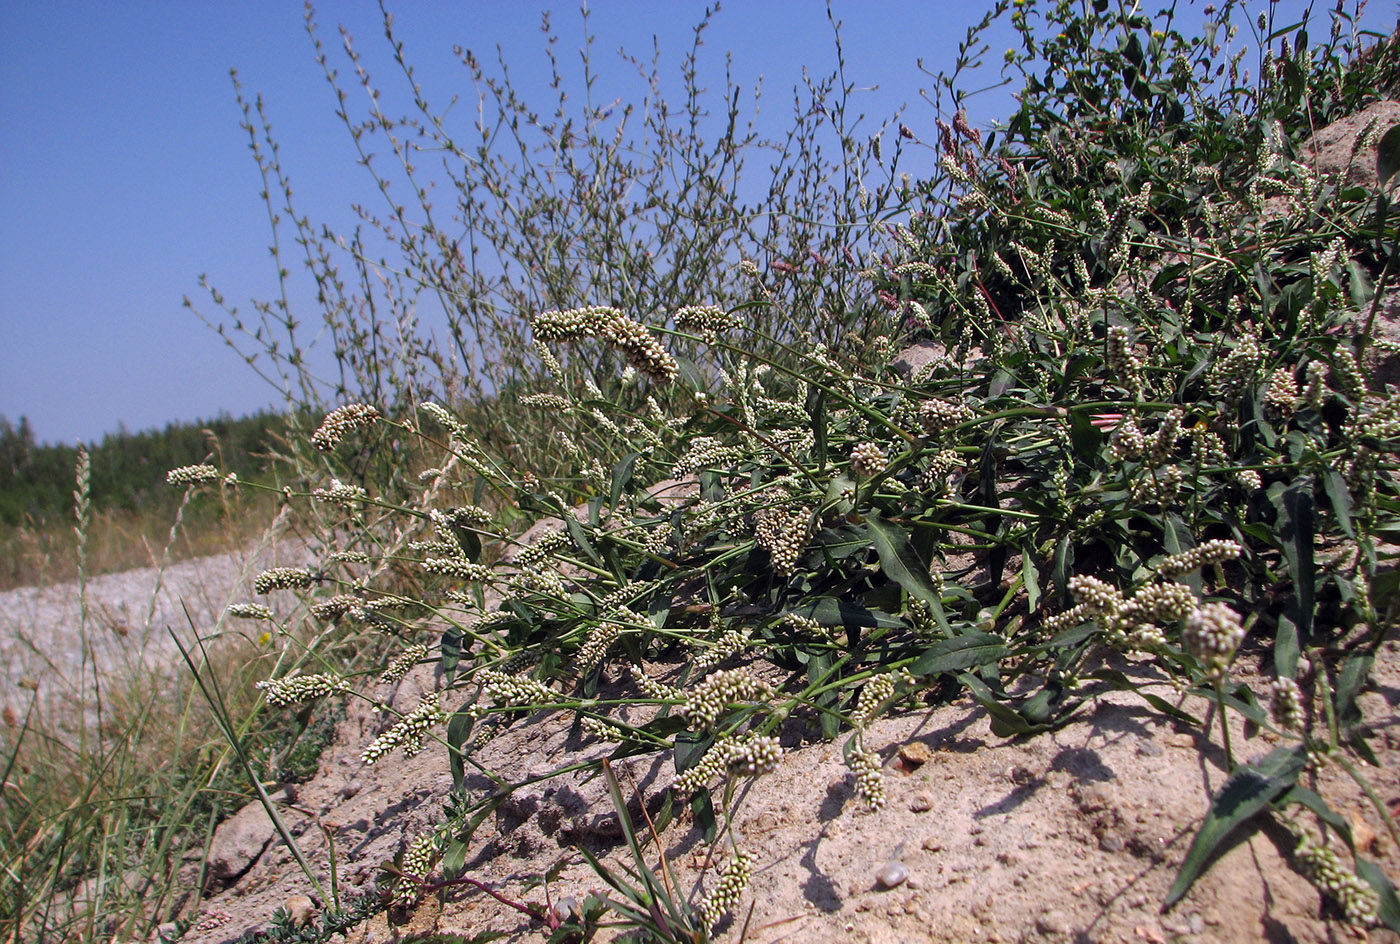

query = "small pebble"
(876, 861), (909, 889)
(909, 791), (935, 812)
(1036, 909), (1072, 934)
(339, 779), (362, 799)
(1099, 834), (1125, 853)
(1136, 739), (1164, 757)
(284, 895), (315, 928)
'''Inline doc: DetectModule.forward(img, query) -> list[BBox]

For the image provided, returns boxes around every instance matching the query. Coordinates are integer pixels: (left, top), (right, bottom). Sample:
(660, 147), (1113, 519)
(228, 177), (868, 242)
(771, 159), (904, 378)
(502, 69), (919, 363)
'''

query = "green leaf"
(1275, 611), (1300, 680)
(440, 628), (463, 683)
(1021, 550), (1041, 613)
(1165, 747), (1307, 907)
(672, 729), (713, 774)
(910, 633), (1008, 677)
(1376, 123), (1400, 189)
(1335, 650), (1375, 726)
(565, 514), (604, 567)
(959, 672), (1058, 737)
(1355, 856), (1400, 932)
(1068, 410), (1103, 459)
(446, 710), (477, 791)
(1322, 468), (1355, 539)
(1280, 482), (1316, 650)
(609, 452), (639, 509)
(866, 515), (942, 606)
(791, 596), (905, 631)
(806, 382), (828, 469)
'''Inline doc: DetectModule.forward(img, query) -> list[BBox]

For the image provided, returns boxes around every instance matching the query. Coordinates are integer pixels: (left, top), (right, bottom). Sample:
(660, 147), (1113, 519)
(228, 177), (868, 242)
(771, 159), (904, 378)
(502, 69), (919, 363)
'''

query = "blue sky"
(0, 0), (1338, 445)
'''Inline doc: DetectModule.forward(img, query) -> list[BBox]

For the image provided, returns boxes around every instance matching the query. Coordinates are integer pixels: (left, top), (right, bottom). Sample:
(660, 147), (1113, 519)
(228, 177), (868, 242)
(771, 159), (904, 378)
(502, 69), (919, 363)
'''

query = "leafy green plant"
(182, 1), (1400, 940)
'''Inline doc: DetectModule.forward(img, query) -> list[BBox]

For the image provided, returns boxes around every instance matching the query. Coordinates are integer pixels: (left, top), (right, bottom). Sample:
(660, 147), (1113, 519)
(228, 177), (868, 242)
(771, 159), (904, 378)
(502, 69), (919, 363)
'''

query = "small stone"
(1136, 739), (1164, 757)
(1099, 834), (1125, 853)
(285, 894), (315, 928)
(1006, 764), (1035, 785)
(898, 741), (935, 769)
(1036, 910), (1073, 934)
(909, 791), (935, 812)
(921, 837), (943, 852)
(1187, 913), (1205, 935)
(1203, 908), (1222, 926)
(339, 779), (362, 799)
(876, 861), (909, 889)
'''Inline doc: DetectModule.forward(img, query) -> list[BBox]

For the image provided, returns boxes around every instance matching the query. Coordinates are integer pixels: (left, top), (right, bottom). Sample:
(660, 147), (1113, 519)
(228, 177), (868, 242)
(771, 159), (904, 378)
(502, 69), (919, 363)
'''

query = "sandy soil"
(172, 633), (1400, 944)
(0, 526), (305, 718)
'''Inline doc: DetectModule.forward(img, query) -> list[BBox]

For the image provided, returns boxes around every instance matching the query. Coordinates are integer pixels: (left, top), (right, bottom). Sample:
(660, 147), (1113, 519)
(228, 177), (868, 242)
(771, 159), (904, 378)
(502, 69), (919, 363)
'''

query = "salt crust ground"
(176, 632), (1399, 944)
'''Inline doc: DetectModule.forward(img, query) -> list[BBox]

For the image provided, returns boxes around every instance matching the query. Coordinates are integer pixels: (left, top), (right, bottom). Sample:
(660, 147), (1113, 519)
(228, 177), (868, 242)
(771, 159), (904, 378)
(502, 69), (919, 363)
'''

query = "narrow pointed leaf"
(866, 515), (942, 605)
(1165, 747), (1306, 907)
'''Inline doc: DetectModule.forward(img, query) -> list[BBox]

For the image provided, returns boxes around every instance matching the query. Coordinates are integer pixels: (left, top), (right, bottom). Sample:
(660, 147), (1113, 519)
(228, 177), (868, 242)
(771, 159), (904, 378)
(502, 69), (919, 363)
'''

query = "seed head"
(1183, 602), (1245, 673)
(254, 567), (315, 594)
(311, 404), (380, 452)
(166, 464), (221, 487)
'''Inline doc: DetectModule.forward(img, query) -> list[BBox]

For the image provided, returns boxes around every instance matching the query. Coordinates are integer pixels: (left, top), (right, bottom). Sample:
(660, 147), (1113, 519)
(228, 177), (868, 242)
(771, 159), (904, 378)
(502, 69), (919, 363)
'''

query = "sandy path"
(0, 527), (308, 714)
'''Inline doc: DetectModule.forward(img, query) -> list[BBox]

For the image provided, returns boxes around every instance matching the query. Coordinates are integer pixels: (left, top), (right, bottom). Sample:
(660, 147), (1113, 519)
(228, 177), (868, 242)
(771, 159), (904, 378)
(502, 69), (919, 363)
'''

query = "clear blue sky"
(0, 0), (1336, 445)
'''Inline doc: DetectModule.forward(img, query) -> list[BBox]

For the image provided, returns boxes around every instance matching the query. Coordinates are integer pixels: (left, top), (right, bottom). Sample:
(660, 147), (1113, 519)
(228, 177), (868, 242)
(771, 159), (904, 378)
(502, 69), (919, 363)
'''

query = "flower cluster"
(394, 832), (437, 905)
(1331, 348), (1366, 401)
(361, 696), (446, 764)
(1265, 368), (1298, 416)
(312, 478), (367, 508)
(418, 401), (472, 442)
(753, 505), (812, 576)
(226, 602), (275, 621)
(1302, 361), (1329, 411)
(919, 398), (973, 434)
(478, 669), (556, 708)
(381, 644), (429, 684)
(1182, 602), (1245, 674)
(1270, 677), (1305, 731)
(849, 442), (888, 478)
(692, 629), (748, 674)
(673, 304), (734, 335)
(848, 742), (886, 811)
(672, 733), (783, 795)
(699, 849), (754, 928)
(1108, 417), (1147, 461)
(257, 672), (348, 707)
(576, 623), (621, 672)
(851, 673), (896, 728)
(513, 530), (571, 567)
(310, 594), (362, 621)
(422, 558), (494, 581)
(166, 464), (221, 487)
(1294, 831), (1379, 929)
(311, 403), (380, 452)
(520, 393), (572, 411)
(531, 306), (678, 381)
(254, 567), (315, 594)
(678, 669), (774, 729)
(580, 715), (626, 742)
(1207, 330), (1262, 402)
(1106, 325), (1145, 397)
(672, 436), (744, 477)
(1157, 539), (1242, 577)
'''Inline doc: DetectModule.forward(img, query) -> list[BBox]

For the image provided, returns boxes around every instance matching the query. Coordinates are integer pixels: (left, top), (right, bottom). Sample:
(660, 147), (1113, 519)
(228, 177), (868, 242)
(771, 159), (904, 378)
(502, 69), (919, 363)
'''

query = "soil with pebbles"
(168, 629), (1400, 944)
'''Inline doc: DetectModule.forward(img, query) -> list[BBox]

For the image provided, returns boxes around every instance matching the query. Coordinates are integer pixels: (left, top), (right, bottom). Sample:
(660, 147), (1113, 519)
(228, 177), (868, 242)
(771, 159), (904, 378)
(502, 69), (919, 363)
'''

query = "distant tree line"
(0, 411), (290, 527)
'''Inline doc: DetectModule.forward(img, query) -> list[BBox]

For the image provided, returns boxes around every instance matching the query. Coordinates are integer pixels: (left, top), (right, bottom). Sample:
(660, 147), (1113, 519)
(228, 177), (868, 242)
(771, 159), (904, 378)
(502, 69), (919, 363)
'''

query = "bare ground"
(176, 638), (1400, 944)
